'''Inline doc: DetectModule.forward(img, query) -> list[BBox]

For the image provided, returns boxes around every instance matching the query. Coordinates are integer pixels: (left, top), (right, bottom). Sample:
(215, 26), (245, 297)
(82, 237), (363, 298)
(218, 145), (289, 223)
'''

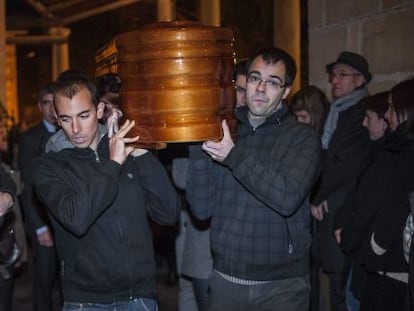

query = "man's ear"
(53, 111), (59, 124)
(97, 102), (105, 119)
(356, 75), (366, 88)
(282, 86), (292, 100)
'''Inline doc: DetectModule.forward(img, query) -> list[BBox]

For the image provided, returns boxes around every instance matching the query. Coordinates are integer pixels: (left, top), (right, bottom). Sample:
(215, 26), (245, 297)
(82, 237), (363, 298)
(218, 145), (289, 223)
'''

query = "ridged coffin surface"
(95, 20), (236, 144)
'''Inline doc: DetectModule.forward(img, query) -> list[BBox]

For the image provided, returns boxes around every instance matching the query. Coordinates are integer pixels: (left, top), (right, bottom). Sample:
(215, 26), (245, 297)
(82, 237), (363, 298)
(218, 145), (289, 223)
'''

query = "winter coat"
(186, 104), (321, 281)
(312, 96), (370, 273)
(33, 125), (179, 303)
(362, 123), (414, 275)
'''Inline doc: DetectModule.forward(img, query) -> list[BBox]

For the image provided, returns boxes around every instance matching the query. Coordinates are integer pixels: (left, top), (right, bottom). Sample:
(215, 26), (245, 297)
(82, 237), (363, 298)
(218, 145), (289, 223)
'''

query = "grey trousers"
(208, 270), (310, 311)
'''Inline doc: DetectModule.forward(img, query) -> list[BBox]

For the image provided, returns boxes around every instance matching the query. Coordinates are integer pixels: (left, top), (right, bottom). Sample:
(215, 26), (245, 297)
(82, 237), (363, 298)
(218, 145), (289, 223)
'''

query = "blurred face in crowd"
(246, 56), (291, 119)
(329, 64), (365, 99)
(363, 110), (388, 140)
(39, 93), (57, 125)
(234, 74), (247, 108)
(385, 93), (406, 131)
(55, 87), (104, 150)
(294, 110), (312, 125)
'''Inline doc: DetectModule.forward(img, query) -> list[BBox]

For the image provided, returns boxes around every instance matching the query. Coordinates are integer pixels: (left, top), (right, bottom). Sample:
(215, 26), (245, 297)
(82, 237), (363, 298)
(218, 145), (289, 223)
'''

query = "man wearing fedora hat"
(311, 51), (372, 311)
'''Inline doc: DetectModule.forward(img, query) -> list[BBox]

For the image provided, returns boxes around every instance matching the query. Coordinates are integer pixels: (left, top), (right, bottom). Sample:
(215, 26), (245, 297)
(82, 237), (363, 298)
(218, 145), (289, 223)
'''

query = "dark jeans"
(327, 272), (348, 311)
(309, 227), (322, 311)
(208, 270), (310, 311)
(345, 265), (361, 311)
(62, 298), (158, 311)
(33, 242), (62, 311)
(0, 265), (14, 311)
(192, 277), (209, 311)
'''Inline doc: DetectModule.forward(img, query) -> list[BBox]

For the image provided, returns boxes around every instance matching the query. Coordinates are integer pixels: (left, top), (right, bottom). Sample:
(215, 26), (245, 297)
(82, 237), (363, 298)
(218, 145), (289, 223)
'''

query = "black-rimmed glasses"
(329, 72), (361, 82)
(246, 73), (285, 90)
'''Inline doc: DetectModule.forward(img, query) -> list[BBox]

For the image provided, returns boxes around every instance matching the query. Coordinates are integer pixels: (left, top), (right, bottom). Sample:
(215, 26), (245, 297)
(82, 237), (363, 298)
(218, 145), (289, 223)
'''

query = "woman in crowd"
(289, 85), (330, 134)
(358, 78), (414, 311)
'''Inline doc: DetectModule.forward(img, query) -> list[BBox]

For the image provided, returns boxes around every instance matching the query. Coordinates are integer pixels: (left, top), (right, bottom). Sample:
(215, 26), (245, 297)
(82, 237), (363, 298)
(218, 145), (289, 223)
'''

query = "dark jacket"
(313, 98), (370, 205)
(332, 134), (390, 299)
(362, 123), (414, 273)
(312, 97), (370, 273)
(334, 134), (389, 257)
(33, 126), (179, 303)
(186, 104), (321, 281)
(18, 121), (54, 235)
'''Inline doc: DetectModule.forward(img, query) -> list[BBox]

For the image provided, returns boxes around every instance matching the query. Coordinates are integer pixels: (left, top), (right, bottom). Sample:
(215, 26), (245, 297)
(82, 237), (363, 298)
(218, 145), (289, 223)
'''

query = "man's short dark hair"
(391, 78), (414, 136)
(365, 91), (388, 119)
(38, 83), (55, 102)
(246, 47), (297, 87)
(54, 70), (100, 106)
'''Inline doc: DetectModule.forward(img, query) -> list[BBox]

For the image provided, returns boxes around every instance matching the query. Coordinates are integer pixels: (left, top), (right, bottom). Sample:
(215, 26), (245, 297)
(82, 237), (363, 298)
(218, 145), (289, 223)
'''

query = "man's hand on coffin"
(202, 119), (234, 163)
(109, 119), (140, 165)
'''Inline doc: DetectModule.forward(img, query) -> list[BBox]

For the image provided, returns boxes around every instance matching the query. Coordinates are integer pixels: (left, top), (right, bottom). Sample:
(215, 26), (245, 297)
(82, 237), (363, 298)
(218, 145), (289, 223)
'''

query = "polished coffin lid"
(95, 20), (236, 146)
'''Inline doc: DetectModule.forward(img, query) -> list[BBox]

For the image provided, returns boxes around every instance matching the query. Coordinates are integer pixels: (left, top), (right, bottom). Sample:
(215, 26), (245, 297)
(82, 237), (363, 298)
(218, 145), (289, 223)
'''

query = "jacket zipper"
(284, 218), (293, 255)
(93, 149), (100, 163)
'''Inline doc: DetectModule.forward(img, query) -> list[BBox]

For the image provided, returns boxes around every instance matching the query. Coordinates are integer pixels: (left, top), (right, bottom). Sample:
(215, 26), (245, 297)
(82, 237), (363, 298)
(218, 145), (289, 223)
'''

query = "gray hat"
(326, 51), (372, 83)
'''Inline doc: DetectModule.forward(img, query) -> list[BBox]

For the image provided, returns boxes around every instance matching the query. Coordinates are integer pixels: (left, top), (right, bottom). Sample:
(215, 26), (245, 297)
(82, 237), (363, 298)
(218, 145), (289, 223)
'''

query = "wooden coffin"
(95, 20), (236, 145)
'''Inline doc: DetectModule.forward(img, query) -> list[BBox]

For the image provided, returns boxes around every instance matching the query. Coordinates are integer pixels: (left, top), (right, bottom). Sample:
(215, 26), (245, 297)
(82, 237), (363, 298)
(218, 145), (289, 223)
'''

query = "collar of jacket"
(234, 102), (290, 128)
(384, 121), (414, 152)
(45, 123), (108, 153)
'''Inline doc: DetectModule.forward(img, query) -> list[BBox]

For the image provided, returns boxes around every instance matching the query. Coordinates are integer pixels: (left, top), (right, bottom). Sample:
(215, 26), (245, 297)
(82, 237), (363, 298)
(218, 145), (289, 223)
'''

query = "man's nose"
(256, 79), (267, 92)
(72, 119), (80, 133)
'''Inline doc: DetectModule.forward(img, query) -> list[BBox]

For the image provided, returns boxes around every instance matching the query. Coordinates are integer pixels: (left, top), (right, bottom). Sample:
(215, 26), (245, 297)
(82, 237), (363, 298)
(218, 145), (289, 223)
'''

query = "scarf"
(321, 87), (368, 149)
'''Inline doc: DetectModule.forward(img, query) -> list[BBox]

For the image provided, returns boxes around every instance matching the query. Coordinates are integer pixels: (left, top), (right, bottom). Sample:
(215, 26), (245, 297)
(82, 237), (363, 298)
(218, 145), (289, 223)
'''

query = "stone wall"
(308, 0), (414, 96)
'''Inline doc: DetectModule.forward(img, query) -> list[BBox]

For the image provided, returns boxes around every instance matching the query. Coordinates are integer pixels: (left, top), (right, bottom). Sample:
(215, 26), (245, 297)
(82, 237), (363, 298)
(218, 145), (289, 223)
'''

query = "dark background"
(7, 0), (275, 121)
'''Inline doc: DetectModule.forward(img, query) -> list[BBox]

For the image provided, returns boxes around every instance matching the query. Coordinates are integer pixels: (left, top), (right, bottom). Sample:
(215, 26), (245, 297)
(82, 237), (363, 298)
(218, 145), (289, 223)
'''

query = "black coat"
(18, 122), (54, 234)
(334, 134), (389, 260)
(33, 131), (179, 303)
(312, 99), (370, 273)
(361, 124), (414, 273)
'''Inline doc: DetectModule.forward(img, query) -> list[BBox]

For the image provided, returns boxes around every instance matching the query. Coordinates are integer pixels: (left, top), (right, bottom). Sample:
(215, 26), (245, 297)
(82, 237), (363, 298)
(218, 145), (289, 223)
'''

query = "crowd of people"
(0, 47), (413, 311)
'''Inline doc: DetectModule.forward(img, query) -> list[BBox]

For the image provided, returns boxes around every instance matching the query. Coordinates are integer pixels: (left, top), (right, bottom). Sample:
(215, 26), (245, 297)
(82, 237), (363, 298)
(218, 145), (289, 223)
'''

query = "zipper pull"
(94, 150), (100, 163)
(284, 218), (294, 255)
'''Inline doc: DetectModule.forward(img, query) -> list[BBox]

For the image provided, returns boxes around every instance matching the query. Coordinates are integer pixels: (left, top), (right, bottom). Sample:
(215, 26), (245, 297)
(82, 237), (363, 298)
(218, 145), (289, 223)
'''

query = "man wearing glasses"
(310, 51), (372, 311)
(186, 47), (321, 310)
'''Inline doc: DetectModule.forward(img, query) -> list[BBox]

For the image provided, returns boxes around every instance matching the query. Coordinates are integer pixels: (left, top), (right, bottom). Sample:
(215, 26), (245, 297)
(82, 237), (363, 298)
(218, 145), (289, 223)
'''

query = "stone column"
(0, 0), (6, 107)
(49, 27), (71, 80)
(273, 0), (301, 93)
(200, 0), (220, 26)
(5, 45), (19, 124)
(157, 0), (175, 22)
